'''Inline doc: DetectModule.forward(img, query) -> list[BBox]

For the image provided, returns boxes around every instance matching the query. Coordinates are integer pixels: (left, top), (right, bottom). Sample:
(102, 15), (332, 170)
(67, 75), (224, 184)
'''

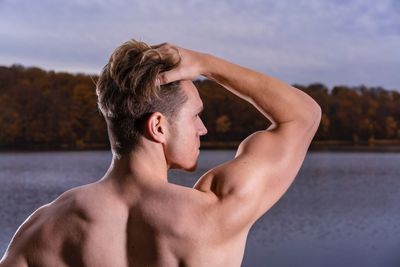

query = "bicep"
(194, 116), (320, 235)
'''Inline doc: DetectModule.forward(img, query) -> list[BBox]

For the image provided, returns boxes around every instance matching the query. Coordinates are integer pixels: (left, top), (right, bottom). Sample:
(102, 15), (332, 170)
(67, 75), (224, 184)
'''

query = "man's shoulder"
(51, 182), (127, 222)
(1, 182), (130, 266)
(12, 183), (112, 247)
(19, 186), (93, 243)
(157, 183), (222, 238)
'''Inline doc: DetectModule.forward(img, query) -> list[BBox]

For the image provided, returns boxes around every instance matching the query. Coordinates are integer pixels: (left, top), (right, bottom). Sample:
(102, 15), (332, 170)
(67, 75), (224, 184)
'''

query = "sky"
(0, 0), (399, 90)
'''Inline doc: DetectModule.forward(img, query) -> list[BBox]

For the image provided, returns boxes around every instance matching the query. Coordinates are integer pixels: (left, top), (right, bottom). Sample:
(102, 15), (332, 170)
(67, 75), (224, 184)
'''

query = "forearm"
(200, 54), (321, 125)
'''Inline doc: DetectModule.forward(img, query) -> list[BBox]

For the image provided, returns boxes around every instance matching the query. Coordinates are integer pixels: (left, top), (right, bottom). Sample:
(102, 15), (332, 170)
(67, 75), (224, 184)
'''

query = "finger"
(151, 42), (168, 49)
(158, 70), (181, 85)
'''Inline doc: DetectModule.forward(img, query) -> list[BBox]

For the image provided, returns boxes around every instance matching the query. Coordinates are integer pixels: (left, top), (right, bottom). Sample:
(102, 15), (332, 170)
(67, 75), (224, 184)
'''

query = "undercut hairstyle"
(96, 39), (188, 158)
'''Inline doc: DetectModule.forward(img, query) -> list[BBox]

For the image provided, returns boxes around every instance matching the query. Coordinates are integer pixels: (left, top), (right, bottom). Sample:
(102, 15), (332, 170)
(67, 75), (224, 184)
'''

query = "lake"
(1, 150), (399, 266)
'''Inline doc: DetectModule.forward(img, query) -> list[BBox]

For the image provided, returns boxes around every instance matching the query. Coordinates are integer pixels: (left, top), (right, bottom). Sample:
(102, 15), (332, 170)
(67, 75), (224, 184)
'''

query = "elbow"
(294, 105), (322, 134)
(307, 97), (322, 119)
(311, 104), (322, 121)
(308, 105), (322, 132)
(300, 104), (322, 124)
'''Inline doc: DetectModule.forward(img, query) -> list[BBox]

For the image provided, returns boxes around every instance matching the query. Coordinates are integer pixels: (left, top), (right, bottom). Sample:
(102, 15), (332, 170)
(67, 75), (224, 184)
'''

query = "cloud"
(0, 0), (399, 89)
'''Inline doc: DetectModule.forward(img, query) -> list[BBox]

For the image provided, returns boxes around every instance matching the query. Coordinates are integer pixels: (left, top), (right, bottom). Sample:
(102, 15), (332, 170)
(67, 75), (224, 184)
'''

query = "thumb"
(157, 69), (181, 85)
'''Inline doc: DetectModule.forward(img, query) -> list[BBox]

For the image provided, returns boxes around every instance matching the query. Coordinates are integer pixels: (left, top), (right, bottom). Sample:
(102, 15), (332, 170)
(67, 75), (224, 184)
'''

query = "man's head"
(163, 80), (207, 171)
(96, 39), (187, 157)
(96, 39), (207, 169)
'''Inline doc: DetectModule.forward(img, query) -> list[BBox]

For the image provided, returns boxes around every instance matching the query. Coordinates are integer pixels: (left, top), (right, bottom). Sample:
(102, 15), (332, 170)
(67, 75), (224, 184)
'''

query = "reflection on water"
(1, 150), (399, 267)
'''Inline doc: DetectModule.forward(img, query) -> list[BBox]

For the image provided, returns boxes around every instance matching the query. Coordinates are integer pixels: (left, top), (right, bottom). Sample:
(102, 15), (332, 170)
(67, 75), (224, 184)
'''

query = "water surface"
(1, 150), (399, 266)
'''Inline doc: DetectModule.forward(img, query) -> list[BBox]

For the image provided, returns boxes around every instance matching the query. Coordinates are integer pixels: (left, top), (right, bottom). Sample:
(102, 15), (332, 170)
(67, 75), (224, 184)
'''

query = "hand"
(153, 43), (206, 85)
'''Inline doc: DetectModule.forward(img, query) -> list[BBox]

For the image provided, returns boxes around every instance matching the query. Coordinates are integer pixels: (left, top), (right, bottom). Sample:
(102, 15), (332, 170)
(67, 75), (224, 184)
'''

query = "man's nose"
(200, 126), (208, 136)
(199, 121), (208, 136)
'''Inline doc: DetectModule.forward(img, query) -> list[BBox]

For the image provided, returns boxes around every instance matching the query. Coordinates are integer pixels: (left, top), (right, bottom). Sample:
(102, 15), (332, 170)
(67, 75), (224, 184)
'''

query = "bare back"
(0, 178), (249, 267)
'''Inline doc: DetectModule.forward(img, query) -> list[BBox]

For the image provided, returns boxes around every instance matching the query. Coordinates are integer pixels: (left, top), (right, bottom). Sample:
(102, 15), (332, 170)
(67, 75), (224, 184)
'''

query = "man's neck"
(99, 146), (170, 201)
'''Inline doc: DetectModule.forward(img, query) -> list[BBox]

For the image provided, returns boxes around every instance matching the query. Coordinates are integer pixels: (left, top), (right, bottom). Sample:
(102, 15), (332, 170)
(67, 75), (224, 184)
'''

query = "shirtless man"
(0, 39), (321, 267)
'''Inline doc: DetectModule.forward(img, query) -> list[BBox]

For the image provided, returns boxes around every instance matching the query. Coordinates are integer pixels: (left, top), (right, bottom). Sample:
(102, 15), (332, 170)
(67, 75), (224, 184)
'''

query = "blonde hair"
(96, 39), (187, 157)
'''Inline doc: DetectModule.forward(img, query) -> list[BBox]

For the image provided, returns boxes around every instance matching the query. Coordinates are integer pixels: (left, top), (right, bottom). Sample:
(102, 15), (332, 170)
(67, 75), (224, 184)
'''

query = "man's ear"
(144, 112), (168, 143)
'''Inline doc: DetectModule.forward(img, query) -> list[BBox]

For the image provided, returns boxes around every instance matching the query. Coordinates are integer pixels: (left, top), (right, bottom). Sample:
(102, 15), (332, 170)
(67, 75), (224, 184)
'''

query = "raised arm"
(158, 43), (321, 237)
(157, 43), (320, 125)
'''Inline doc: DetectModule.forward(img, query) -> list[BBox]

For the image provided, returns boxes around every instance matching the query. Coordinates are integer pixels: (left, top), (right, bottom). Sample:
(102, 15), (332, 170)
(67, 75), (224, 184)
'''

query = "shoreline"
(1, 140), (400, 152)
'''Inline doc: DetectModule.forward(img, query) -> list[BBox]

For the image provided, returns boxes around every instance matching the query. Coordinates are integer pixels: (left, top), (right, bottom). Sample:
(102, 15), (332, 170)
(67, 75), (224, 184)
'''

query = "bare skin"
(0, 43), (321, 267)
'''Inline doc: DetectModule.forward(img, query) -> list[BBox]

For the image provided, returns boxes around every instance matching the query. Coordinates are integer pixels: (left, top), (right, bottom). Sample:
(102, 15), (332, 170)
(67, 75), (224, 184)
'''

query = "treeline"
(0, 64), (399, 150)
(0, 65), (108, 149)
